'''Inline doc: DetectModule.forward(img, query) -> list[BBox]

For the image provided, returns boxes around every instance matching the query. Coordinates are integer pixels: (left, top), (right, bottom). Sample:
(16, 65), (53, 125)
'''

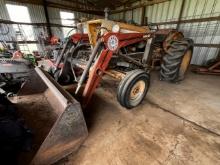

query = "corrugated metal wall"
(110, 0), (220, 65)
(0, 0), (48, 41)
(0, 0), (15, 41)
(0, 0), (99, 53)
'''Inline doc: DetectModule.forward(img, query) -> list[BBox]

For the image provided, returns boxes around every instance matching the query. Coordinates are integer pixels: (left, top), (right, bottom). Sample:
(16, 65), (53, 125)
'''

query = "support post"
(141, 6), (146, 25)
(131, 9), (133, 22)
(176, 0), (185, 30)
(123, 5), (126, 22)
(43, 0), (52, 37)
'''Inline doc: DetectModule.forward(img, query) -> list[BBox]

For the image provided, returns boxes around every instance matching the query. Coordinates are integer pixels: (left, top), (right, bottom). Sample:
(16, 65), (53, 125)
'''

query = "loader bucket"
(15, 67), (88, 165)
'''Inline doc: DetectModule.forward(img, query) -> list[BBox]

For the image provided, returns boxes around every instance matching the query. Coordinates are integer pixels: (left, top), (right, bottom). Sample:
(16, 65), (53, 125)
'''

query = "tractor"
(50, 19), (193, 109)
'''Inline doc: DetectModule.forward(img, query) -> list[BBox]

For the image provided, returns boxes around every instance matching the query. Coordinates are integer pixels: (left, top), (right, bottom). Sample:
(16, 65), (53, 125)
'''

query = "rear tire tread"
(160, 38), (193, 82)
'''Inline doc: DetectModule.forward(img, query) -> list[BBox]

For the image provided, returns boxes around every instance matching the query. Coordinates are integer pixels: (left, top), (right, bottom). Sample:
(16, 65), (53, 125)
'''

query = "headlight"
(107, 35), (119, 51)
(112, 24), (120, 33)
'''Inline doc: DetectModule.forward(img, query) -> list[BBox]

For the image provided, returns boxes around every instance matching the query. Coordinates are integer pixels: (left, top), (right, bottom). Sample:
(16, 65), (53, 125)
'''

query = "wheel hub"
(130, 80), (145, 100)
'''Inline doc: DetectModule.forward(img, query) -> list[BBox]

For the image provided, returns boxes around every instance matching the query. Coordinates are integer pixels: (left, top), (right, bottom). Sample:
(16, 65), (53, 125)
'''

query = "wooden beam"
(7, 0), (43, 5)
(62, 0), (96, 8)
(86, 0), (97, 7)
(9, 0), (104, 16)
(111, 0), (170, 14)
(117, 0), (139, 8)
(87, 0), (122, 10)
(47, 2), (104, 15)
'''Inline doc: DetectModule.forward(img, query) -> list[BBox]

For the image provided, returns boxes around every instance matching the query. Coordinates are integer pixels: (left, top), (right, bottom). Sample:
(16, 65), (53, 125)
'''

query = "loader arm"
(81, 32), (149, 106)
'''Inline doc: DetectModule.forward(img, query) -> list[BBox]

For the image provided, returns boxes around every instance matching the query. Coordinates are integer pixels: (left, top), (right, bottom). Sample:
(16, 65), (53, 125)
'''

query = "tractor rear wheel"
(160, 38), (193, 82)
(117, 69), (150, 109)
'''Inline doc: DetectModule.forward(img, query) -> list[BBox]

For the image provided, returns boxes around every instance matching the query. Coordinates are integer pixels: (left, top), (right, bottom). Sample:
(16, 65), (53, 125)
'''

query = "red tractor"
(42, 19), (193, 109)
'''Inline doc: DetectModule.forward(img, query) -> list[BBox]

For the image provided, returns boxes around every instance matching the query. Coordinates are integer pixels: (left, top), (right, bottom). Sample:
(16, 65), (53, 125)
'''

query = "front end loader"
(16, 67), (88, 165)
(0, 58), (88, 164)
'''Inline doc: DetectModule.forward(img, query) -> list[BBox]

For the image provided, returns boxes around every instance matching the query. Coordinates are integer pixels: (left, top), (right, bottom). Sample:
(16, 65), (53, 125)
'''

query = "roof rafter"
(8, 0), (104, 15)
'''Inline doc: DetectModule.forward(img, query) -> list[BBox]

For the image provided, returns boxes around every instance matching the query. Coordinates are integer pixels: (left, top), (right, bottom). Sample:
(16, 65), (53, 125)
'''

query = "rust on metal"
(16, 67), (88, 165)
(192, 60), (220, 75)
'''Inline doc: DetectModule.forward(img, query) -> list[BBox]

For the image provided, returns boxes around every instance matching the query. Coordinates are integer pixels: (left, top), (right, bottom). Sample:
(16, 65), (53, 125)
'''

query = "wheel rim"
(163, 31), (184, 52)
(179, 49), (192, 78)
(129, 80), (146, 104)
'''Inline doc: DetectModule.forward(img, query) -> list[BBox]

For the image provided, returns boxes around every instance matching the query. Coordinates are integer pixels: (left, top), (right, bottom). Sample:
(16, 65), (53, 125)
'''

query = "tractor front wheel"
(117, 70), (150, 109)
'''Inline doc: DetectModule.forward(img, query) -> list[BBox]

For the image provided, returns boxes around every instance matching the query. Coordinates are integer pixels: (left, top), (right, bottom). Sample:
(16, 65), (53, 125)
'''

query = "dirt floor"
(55, 72), (220, 165)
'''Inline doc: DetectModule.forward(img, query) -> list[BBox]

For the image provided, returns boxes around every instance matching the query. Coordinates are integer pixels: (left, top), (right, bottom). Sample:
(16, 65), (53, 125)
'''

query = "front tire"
(117, 70), (150, 109)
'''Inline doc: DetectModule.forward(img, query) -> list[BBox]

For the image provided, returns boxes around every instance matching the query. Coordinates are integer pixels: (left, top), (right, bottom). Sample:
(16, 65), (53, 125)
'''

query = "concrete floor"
(148, 72), (220, 135)
(56, 72), (220, 165)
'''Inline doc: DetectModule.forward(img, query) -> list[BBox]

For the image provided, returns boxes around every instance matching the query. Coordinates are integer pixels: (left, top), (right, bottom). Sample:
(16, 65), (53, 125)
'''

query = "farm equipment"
(192, 55), (220, 75)
(0, 58), (32, 86)
(51, 19), (193, 109)
(39, 33), (90, 85)
(0, 19), (193, 164)
(0, 40), (14, 58)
